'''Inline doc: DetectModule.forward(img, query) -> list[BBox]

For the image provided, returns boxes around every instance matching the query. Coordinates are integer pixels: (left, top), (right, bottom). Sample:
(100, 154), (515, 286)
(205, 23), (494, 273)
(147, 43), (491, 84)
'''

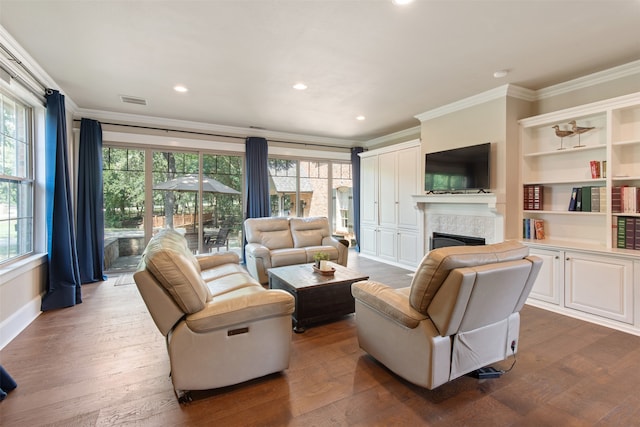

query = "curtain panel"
(76, 118), (106, 283)
(351, 147), (364, 252)
(245, 137), (270, 218)
(41, 90), (82, 311)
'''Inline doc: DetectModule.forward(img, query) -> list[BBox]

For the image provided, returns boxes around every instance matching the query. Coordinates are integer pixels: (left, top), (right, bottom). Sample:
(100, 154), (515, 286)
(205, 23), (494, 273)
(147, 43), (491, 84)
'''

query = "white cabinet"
(528, 247), (563, 305)
(529, 246), (634, 326)
(564, 250), (634, 324)
(359, 140), (422, 267)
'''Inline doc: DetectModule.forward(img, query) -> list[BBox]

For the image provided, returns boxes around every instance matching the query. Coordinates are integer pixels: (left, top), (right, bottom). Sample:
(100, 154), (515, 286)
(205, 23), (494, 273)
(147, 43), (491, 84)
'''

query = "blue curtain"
(245, 137), (270, 218)
(41, 90), (82, 311)
(351, 147), (364, 252)
(76, 118), (106, 283)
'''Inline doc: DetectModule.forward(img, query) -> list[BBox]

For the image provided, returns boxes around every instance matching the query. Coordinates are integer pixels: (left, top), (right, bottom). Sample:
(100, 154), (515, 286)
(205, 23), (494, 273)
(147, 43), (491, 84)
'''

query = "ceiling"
(1, 0), (639, 144)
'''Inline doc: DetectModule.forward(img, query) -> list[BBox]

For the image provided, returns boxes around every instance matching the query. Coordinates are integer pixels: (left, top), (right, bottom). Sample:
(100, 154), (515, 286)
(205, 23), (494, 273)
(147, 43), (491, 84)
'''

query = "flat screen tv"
(425, 142), (491, 193)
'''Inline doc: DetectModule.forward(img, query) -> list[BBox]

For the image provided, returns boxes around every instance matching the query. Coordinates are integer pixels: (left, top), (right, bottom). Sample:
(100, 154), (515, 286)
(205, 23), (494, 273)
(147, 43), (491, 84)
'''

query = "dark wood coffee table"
(268, 263), (369, 333)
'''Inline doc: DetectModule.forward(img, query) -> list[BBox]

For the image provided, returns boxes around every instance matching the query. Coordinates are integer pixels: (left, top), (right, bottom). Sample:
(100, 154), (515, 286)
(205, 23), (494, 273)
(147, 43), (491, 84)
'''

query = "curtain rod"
(73, 119), (354, 151)
(0, 41), (48, 102)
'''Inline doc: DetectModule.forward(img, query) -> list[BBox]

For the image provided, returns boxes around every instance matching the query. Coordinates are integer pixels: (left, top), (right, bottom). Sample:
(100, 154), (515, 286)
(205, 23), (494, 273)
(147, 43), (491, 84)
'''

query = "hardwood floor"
(2, 252), (640, 426)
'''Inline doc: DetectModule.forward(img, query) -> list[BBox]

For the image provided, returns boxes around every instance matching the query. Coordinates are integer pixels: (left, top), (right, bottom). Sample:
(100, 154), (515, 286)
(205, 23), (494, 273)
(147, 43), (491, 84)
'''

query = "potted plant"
(313, 251), (330, 269)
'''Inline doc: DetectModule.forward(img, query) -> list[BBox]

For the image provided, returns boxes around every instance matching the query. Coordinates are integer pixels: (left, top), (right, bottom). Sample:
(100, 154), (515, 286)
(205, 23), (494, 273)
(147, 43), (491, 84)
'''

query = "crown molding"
(364, 125), (421, 148)
(536, 59), (640, 100)
(414, 84), (535, 122)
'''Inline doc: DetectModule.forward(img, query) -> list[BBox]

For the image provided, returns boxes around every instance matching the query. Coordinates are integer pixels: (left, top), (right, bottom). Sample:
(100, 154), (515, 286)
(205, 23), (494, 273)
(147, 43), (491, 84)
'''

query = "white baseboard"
(0, 295), (42, 350)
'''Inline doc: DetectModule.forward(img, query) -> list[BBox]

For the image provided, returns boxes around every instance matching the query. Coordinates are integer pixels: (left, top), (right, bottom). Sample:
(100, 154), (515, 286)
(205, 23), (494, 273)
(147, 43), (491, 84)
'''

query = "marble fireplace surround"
(412, 193), (504, 253)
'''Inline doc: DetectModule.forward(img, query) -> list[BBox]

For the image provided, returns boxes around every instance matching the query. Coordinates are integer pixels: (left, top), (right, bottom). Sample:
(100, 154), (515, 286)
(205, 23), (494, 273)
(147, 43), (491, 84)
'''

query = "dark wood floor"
(2, 252), (640, 426)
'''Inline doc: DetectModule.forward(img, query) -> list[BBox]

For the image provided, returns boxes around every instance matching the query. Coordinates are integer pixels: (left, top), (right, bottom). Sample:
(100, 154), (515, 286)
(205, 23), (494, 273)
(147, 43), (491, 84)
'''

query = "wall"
(419, 96), (518, 237)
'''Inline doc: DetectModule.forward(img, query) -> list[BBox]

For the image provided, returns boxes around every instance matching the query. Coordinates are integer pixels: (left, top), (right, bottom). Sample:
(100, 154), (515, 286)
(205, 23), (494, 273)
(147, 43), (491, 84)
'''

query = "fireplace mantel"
(411, 193), (497, 210)
(412, 193), (503, 249)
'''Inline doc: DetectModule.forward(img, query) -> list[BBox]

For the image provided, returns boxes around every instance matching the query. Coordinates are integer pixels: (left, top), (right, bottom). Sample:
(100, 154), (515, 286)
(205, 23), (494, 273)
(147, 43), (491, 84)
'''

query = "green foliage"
(313, 251), (330, 261)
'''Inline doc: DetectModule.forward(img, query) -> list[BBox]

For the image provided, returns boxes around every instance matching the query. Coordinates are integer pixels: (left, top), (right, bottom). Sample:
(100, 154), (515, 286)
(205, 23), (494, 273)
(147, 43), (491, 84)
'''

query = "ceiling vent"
(120, 95), (147, 106)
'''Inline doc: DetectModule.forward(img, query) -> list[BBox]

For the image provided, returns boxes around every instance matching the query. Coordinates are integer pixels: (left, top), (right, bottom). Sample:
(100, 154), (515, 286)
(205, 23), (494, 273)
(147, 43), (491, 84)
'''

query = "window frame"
(0, 88), (34, 265)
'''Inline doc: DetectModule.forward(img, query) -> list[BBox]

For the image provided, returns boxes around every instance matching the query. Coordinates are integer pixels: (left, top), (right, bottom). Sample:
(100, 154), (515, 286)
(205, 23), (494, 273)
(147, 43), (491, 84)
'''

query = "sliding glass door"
(102, 147), (145, 272)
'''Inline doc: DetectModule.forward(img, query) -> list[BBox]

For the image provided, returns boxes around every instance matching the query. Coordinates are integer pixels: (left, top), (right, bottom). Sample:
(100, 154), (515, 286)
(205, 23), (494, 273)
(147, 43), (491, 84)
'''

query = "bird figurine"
(568, 120), (595, 148)
(552, 125), (574, 150)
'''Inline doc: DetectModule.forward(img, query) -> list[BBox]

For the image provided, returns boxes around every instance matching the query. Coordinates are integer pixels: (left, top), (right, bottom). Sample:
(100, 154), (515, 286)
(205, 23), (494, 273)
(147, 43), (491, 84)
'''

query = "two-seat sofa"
(133, 228), (294, 402)
(244, 216), (349, 285)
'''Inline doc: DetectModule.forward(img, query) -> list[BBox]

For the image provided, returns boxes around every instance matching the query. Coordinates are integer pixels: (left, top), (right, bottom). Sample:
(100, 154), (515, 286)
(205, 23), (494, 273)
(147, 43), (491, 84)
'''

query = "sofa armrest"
(196, 251), (240, 271)
(244, 242), (272, 284)
(185, 287), (294, 332)
(322, 236), (348, 266)
(352, 281), (427, 329)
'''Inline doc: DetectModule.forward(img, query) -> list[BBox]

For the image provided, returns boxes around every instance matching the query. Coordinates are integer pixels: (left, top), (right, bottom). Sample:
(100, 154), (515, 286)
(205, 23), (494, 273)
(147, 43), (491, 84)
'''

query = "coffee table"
(268, 263), (369, 333)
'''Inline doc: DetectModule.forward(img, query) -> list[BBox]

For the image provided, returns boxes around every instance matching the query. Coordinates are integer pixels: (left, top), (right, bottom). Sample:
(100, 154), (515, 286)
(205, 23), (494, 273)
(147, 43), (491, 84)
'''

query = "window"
(0, 90), (32, 263)
(268, 157), (355, 246)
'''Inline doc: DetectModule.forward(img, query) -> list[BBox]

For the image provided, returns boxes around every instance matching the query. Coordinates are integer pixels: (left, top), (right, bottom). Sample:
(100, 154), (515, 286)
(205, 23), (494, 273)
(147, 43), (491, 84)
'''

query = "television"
(424, 142), (491, 193)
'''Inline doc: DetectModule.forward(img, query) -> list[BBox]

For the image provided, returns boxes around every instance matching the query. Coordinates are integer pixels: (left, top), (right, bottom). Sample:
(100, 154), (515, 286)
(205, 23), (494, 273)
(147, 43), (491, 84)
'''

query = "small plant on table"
(313, 251), (329, 268)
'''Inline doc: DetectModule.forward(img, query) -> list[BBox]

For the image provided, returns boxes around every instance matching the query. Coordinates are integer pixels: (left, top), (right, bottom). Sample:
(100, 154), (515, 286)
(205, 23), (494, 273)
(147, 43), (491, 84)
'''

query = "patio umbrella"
(154, 175), (240, 233)
(153, 174), (240, 194)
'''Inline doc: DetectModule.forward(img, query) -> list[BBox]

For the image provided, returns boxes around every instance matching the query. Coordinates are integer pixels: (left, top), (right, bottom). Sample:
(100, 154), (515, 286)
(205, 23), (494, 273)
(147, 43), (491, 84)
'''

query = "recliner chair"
(134, 228), (295, 402)
(351, 240), (541, 389)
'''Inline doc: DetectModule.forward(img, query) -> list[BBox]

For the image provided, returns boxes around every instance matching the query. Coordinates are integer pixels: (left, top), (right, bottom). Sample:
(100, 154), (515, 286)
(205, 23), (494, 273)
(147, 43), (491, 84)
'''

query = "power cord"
(500, 340), (517, 374)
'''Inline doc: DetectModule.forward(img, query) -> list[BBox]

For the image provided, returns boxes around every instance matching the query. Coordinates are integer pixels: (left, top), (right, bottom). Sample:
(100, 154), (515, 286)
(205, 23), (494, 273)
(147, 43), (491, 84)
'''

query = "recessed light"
(392, 0), (414, 5)
(293, 82), (308, 90)
(174, 85), (188, 93)
(356, 115), (366, 121)
(493, 70), (509, 79)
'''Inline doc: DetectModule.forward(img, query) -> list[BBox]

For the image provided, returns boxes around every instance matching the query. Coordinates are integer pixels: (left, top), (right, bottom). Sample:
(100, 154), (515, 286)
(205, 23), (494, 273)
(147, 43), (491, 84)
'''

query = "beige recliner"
(351, 241), (541, 389)
(244, 216), (349, 285)
(134, 228), (295, 402)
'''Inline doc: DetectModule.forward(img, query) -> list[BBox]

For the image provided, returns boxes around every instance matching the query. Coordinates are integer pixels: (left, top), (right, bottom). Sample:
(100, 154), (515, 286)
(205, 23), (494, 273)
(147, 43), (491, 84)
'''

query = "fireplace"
(430, 232), (486, 250)
(412, 193), (504, 257)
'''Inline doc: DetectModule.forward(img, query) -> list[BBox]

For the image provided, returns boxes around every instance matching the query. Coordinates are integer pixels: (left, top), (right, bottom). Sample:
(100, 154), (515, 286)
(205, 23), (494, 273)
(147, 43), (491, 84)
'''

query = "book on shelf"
(534, 219), (545, 239)
(568, 187), (579, 211)
(590, 160), (602, 179)
(523, 184), (543, 210)
(522, 218), (545, 240)
(615, 216), (640, 250)
(568, 186), (606, 212)
(611, 186), (640, 214)
(581, 186), (592, 212)
(626, 217), (635, 250)
(591, 187), (600, 212)
(575, 188), (583, 211)
(611, 186), (623, 213)
(617, 216), (626, 249)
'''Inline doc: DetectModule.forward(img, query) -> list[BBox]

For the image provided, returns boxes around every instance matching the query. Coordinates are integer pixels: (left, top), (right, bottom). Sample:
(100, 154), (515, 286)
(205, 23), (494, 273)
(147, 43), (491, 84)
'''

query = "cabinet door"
(565, 251), (633, 324)
(378, 227), (397, 262)
(378, 151), (397, 228)
(360, 155), (378, 225)
(360, 224), (377, 256)
(528, 247), (563, 305)
(398, 229), (420, 266)
(397, 146), (420, 229)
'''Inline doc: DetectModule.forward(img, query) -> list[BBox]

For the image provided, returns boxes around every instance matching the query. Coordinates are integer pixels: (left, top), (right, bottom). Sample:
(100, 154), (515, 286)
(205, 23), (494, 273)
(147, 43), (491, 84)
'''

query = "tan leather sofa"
(351, 241), (541, 389)
(244, 216), (349, 285)
(133, 228), (295, 402)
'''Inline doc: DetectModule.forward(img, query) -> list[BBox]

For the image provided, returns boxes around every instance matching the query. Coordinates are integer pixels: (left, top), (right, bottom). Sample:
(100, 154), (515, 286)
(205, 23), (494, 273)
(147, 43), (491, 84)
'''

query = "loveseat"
(244, 216), (349, 285)
(133, 228), (295, 402)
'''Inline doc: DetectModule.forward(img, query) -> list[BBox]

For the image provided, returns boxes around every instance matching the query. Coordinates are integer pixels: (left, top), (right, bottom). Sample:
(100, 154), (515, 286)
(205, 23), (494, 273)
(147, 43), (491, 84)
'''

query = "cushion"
(290, 217), (329, 248)
(142, 228), (211, 314)
(245, 217), (294, 249)
(409, 241), (529, 314)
